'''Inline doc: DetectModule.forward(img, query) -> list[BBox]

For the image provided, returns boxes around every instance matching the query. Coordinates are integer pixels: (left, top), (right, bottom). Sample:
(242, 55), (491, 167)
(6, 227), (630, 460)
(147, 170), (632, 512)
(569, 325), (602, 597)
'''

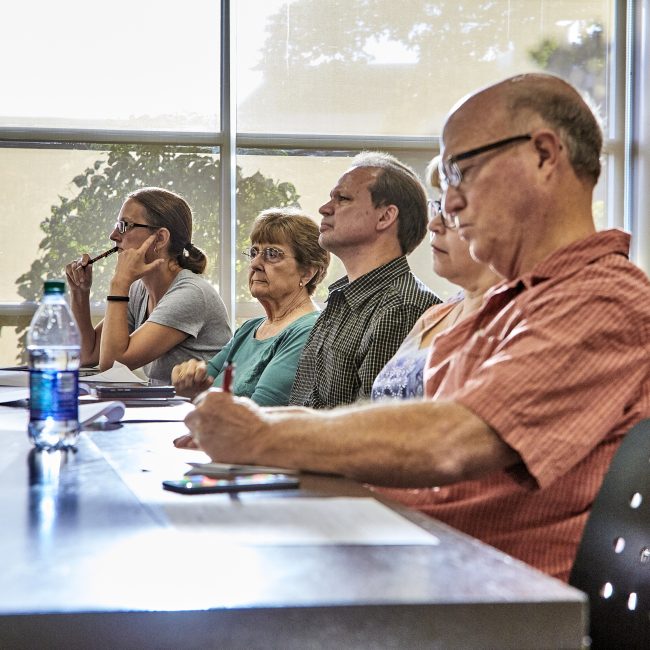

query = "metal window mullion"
(220, 0), (237, 325)
(0, 128), (441, 152)
(631, 0), (650, 271)
(623, 0), (634, 236)
(0, 127), (223, 147)
(606, 0), (628, 232)
(235, 133), (442, 151)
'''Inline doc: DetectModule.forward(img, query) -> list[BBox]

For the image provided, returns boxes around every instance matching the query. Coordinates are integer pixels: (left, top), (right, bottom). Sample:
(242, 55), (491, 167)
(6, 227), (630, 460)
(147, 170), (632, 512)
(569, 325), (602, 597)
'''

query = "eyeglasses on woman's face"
(242, 246), (294, 264)
(427, 198), (456, 230)
(113, 220), (157, 235)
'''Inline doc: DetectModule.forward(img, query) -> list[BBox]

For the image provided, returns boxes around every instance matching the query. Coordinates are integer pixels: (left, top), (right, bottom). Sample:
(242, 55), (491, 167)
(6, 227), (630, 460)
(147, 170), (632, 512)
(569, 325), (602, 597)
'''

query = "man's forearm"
(255, 400), (519, 487)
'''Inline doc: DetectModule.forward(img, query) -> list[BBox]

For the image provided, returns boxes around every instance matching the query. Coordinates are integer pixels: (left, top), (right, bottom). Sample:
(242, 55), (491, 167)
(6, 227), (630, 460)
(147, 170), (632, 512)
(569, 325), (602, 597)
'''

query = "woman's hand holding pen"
(65, 245), (117, 293)
(171, 359), (214, 399)
(65, 253), (94, 293)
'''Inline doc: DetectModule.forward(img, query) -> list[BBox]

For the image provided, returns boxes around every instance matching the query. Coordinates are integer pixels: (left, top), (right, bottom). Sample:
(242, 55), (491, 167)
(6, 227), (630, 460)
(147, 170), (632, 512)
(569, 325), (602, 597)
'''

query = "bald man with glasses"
(183, 74), (650, 582)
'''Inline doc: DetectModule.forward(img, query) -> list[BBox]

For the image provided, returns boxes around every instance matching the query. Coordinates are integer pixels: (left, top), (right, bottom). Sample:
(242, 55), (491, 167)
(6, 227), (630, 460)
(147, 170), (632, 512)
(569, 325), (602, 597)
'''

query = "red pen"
(222, 362), (235, 393)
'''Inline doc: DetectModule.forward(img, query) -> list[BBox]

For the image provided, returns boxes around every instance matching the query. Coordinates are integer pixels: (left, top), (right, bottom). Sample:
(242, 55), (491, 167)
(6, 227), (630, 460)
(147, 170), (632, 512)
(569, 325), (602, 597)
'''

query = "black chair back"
(569, 418), (650, 649)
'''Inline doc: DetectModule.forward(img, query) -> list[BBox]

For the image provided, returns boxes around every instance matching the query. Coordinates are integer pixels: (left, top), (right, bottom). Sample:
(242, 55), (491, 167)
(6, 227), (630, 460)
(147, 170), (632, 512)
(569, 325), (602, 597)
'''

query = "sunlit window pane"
(237, 0), (610, 136)
(0, 143), (220, 364)
(0, 1), (221, 132)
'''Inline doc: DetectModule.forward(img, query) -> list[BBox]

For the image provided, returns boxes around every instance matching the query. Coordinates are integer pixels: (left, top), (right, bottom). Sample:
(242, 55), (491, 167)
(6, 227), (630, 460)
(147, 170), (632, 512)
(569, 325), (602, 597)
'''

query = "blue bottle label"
(29, 370), (79, 421)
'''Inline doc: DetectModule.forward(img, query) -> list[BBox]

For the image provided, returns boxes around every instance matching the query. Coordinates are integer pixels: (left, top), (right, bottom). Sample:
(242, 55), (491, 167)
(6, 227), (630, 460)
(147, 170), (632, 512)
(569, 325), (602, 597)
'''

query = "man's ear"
(376, 204), (399, 232)
(532, 130), (562, 175)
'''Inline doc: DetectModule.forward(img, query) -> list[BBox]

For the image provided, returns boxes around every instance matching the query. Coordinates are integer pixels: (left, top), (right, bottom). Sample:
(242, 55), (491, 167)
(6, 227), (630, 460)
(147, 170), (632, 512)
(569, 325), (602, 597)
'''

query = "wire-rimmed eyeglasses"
(113, 220), (158, 234)
(427, 198), (456, 230)
(439, 134), (532, 189)
(241, 246), (294, 264)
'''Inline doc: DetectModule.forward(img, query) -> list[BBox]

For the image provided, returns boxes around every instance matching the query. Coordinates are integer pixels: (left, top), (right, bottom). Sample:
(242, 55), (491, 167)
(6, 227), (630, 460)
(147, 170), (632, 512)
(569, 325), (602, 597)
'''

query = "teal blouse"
(206, 311), (319, 406)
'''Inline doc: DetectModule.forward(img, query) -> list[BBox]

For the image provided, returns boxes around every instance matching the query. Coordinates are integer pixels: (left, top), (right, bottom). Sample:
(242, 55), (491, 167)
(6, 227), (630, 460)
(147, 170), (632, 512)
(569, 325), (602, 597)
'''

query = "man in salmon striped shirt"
(185, 73), (650, 582)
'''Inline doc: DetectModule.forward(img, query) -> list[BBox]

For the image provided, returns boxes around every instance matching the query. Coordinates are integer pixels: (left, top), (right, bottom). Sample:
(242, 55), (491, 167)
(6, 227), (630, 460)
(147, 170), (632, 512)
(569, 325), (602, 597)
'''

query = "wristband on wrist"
(107, 295), (129, 302)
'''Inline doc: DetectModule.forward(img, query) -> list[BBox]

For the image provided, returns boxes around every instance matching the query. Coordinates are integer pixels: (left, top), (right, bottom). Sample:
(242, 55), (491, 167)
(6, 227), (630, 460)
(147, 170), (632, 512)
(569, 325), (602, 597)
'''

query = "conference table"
(0, 401), (587, 649)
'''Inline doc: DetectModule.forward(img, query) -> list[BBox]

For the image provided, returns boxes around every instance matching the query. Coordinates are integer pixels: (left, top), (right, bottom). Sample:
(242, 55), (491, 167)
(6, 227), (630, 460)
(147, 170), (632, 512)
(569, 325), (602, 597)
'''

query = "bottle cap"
(43, 280), (66, 295)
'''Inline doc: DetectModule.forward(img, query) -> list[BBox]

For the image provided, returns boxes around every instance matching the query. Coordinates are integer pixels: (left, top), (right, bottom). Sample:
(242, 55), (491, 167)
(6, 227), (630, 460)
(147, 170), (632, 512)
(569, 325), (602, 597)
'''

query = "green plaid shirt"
(289, 256), (440, 408)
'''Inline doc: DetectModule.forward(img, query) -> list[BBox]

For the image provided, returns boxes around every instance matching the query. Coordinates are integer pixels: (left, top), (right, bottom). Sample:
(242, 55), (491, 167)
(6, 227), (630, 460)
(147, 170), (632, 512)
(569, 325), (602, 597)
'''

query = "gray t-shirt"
(127, 269), (231, 382)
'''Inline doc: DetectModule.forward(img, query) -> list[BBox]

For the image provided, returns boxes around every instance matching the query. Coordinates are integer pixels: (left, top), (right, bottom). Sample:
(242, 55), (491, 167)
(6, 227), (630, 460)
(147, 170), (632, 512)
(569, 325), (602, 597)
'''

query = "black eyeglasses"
(241, 246), (294, 264)
(439, 134), (532, 189)
(113, 220), (157, 234)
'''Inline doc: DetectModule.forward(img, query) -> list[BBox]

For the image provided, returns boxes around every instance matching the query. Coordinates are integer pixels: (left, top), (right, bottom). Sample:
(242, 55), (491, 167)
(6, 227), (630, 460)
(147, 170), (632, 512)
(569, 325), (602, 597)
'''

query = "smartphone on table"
(162, 473), (300, 495)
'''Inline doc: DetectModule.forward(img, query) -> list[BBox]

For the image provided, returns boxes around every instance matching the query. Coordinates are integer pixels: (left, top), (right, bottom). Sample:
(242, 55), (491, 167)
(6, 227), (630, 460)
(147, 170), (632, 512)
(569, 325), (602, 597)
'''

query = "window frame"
(0, 0), (645, 329)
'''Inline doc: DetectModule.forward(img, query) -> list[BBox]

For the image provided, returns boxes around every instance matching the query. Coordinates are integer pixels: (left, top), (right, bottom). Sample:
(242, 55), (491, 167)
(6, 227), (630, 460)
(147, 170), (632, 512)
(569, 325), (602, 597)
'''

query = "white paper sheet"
(162, 497), (439, 546)
(79, 401), (126, 425)
(0, 385), (29, 402)
(81, 361), (148, 384)
(185, 461), (299, 476)
(0, 401), (125, 429)
(0, 405), (31, 431)
(122, 401), (194, 422)
(0, 371), (29, 388)
(0, 361), (147, 394)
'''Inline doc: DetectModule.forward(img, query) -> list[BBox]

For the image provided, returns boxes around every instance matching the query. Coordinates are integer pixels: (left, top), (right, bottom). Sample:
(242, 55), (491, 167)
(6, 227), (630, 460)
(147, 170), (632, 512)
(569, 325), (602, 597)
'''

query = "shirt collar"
(489, 229), (632, 298)
(326, 256), (411, 310)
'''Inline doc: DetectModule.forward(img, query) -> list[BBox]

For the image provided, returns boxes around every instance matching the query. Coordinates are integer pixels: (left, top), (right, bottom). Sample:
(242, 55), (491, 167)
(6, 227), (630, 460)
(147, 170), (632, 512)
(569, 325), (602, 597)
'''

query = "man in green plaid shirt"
(289, 152), (440, 408)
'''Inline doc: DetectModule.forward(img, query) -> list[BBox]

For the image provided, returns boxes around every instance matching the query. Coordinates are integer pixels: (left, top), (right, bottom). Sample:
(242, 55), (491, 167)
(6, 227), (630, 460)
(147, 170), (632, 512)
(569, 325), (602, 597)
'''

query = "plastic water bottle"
(27, 280), (81, 450)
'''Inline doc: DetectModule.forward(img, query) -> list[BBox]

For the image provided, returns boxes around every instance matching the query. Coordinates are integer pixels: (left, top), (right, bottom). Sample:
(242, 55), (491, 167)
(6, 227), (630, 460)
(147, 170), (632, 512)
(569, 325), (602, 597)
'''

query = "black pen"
(87, 246), (118, 265)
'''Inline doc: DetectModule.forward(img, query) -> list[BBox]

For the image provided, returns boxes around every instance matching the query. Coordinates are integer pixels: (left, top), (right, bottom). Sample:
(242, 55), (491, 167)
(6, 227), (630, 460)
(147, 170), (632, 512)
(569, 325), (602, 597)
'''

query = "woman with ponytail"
(65, 187), (231, 382)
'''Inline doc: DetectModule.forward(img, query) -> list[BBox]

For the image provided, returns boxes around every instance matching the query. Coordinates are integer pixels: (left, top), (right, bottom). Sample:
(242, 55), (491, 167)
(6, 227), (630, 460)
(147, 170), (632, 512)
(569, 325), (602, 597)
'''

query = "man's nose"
(319, 200), (333, 216)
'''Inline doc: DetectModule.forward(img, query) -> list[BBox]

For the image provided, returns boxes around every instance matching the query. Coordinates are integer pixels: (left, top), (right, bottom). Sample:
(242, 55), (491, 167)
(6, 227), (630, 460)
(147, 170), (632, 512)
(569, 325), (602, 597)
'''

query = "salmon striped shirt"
(382, 229), (650, 581)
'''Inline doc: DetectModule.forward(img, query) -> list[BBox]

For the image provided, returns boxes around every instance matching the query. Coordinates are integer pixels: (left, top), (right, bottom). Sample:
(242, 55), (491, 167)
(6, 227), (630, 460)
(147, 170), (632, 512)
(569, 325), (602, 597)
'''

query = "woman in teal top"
(171, 207), (330, 405)
(205, 312), (318, 405)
